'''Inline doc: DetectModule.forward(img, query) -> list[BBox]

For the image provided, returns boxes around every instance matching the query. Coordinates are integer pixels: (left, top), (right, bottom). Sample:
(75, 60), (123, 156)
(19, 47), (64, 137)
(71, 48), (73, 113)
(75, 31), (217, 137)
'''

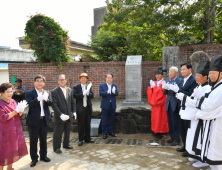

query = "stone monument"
(122, 55), (144, 106)
(162, 46), (181, 79)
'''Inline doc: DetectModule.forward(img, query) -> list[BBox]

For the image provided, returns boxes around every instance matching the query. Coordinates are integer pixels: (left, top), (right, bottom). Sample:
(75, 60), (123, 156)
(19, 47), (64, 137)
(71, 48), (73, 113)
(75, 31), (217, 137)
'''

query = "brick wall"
(179, 44), (222, 62)
(8, 61), (162, 99)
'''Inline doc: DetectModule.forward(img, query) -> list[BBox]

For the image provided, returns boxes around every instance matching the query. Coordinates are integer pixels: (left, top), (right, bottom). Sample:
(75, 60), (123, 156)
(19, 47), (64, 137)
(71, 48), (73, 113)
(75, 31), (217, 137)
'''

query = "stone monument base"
(122, 100), (145, 106)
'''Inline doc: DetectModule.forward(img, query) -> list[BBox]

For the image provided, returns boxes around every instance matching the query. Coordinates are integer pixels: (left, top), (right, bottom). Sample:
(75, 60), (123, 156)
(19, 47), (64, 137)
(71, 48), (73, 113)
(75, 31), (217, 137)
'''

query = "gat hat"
(209, 55), (222, 72)
(15, 79), (22, 82)
(196, 60), (211, 76)
(155, 66), (167, 75)
(79, 73), (89, 79)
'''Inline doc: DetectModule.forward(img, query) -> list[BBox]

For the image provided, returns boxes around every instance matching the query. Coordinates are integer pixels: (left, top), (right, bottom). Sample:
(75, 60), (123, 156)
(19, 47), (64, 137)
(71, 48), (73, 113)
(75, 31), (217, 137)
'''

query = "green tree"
(24, 13), (72, 69)
(91, 0), (222, 61)
(90, 30), (127, 61)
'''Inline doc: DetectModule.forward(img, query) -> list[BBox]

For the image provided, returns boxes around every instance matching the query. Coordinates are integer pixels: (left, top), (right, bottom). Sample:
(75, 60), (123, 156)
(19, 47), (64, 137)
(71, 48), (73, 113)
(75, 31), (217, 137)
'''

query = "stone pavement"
(10, 132), (209, 170)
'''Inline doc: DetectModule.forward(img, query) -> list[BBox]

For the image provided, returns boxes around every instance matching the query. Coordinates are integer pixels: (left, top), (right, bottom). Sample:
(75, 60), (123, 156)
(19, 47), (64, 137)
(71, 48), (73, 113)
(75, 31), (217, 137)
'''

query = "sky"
(0, 0), (107, 49)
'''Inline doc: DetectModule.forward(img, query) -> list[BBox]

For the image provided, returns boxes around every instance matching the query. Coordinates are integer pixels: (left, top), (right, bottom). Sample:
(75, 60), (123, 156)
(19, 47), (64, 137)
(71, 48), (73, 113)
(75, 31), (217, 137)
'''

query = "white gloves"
(176, 93), (185, 100)
(150, 80), (155, 88)
(87, 83), (92, 91)
(60, 114), (69, 121)
(43, 91), (49, 101)
(73, 112), (77, 119)
(169, 84), (179, 93)
(37, 91), (48, 101)
(112, 86), (116, 94)
(107, 88), (111, 94)
(83, 90), (89, 95)
(193, 86), (202, 99)
(82, 83), (92, 96)
(162, 81), (170, 90)
(37, 93), (44, 101)
(15, 100), (28, 112)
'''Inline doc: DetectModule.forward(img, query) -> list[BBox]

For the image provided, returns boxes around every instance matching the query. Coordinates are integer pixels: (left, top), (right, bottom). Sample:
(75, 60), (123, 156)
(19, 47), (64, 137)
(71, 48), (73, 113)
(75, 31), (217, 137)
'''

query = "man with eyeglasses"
(25, 75), (53, 167)
(51, 74), (76, 154)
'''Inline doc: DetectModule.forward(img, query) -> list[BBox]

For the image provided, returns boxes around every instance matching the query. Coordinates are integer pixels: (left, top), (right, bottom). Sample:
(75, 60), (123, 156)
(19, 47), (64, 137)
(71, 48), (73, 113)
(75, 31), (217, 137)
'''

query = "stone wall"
(8, 61), (162, 99)
(20, 106), (152, 134)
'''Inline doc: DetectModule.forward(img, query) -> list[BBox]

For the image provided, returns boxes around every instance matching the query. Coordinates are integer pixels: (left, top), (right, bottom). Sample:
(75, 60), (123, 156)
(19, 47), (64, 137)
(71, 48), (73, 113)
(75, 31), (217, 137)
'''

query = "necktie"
(83, 85), (87, 107)
(63, 89), (66, 99)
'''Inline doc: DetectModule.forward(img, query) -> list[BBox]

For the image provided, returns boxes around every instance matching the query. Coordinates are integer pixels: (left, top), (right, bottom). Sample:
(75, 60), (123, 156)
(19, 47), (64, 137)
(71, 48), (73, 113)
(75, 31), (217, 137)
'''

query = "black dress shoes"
(177, 146), (186, 152)
(40, 156), (51, 162)
(30, 160), (38, 167)
(63, 145), (73, 149)
(54, 148), (62, 154)
(85, 140), (95, 143)
(78, 141), (83, 146)
(167, 139), (174, 143)
(108, 132), (117, 137)
(171, 141), (180, 146)
(103, 134), (108, 139)
(182, 151), (189, 157)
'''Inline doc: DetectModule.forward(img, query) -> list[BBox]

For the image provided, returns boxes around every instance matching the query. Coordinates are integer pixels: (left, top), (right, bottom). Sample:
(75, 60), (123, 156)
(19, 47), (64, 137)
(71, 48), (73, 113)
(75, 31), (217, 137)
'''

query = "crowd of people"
(0, 73), (118, 169)
(148, 53), (222, 170)
(0, 53), (222, 170)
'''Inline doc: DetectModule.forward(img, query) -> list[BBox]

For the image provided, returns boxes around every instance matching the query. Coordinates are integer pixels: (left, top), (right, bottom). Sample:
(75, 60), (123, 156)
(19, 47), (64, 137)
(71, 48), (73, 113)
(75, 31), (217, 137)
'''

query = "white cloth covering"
(195, 80), (222, 165)
(179, 84), (211, 159)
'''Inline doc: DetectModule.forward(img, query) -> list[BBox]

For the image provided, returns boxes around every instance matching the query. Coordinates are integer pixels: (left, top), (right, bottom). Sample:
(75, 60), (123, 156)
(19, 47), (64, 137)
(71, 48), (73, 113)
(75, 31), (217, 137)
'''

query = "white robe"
(179, 84), (211, 159)
(196, 80), (222, 165)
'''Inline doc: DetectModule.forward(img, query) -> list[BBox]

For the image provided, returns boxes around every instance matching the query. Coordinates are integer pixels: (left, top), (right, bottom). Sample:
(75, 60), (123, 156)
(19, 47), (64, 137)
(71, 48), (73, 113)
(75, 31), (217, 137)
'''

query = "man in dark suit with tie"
(51, 74), (76, 154)
(99, 74), (119, 139)
(25, 75), (53, 167)
(168, 63), (198, 157)
(162, 66), (182, 146)
(73, 73), (94, 146)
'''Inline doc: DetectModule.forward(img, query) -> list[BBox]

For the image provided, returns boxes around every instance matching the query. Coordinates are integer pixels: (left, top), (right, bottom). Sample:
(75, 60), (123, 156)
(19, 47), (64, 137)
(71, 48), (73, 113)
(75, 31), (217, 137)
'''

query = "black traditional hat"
(155, 66), (167, 75)
(196, 60), (211, 76)
(210, 55), (222, 72)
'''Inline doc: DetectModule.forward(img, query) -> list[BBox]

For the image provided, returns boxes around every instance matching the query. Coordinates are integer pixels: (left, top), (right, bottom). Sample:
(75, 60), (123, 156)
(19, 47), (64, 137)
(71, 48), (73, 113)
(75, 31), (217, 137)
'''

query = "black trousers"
(53, 120), (71, 151)
(77, 105), (91, 142)
(28, 119), (48, 161)
(180, 118), (190, 147)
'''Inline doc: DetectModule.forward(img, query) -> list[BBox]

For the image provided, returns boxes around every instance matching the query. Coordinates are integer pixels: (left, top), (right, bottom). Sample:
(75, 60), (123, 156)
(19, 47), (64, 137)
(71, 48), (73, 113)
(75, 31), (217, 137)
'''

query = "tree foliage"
(24, 13), (72, 69)
(90, 0), (222, 61)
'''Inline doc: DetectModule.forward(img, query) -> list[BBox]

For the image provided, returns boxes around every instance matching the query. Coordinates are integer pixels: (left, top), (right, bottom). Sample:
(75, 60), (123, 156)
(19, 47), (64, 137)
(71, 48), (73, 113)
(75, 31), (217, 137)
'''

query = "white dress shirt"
(35, 88), (45, 117)
(183, 73), (192, 86)
(107, 82), (112, 102)
(81, 84), (86, 92)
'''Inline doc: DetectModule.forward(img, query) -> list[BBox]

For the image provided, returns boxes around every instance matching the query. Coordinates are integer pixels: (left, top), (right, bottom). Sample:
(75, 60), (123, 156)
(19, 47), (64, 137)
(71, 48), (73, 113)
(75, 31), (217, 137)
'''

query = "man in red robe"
(147, 66), (169, 139)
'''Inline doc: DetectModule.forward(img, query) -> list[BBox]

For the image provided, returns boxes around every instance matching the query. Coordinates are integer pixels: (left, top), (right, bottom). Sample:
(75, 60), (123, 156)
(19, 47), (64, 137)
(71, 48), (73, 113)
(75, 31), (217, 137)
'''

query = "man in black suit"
(51, 74), (76, 154)
(73, 73), (94, 146)
(168, 63), (198, 157)
(25, 75), (53, 167)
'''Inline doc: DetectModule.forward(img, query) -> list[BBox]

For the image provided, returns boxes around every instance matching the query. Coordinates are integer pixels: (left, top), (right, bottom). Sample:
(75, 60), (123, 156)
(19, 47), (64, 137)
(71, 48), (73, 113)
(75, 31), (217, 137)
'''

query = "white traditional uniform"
(179, 83), (211, 159)
(196, 80), (222, 170)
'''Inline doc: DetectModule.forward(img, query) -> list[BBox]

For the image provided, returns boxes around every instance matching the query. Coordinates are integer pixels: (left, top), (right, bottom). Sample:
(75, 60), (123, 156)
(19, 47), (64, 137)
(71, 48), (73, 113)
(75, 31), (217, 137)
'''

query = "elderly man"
(162, 66), (182, 145)
(73, 73), (94, 146)
(12, 79), (27, 102)
(176, 60), (211, 168)
(168, 63), (198, 157)
(99, 74), (119, 139)
(147, 66), (168, 139)
(51, 74), (76, 154)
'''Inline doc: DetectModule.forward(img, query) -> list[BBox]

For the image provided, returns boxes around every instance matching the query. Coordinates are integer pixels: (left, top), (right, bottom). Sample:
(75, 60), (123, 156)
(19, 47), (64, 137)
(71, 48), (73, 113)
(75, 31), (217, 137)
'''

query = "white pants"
(210, 165), (222, 170)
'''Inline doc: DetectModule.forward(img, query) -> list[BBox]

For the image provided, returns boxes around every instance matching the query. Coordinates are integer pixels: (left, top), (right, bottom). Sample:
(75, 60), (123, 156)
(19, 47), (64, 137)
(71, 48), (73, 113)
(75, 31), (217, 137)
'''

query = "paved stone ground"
(10, 132), (210, 170)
